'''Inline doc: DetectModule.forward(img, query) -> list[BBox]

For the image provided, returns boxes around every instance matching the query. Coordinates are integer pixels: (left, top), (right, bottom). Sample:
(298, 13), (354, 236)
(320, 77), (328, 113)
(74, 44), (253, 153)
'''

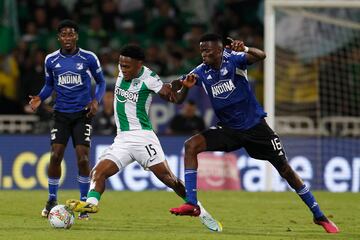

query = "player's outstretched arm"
(158, 74), (197, 104)
(226, 37), (266, 65)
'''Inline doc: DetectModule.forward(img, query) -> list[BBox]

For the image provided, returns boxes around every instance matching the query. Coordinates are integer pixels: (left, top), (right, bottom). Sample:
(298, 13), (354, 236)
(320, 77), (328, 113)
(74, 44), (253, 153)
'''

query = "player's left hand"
(181, 74), (197, 88)
(226, 37), (246, 52)
(28, 95), (42, 111)
(85, 99), (99, 118)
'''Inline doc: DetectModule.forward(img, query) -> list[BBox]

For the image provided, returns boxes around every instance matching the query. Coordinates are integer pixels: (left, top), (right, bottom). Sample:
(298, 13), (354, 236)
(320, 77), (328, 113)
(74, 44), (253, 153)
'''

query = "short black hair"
(57, 19), (79, 33)
(199, 33), (222, 43)
(120, 44), (145, 61)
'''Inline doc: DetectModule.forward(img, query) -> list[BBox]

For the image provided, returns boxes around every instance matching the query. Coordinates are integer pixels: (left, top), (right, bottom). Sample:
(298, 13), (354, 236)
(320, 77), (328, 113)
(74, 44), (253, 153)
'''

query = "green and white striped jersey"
(114, 66), (163, 132)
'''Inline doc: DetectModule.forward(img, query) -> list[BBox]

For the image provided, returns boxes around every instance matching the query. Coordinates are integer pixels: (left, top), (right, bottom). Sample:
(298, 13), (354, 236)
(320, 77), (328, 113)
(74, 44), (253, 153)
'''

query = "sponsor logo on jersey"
(115, 86), (139, 103)
(211, 79), (236, 99)
(58, 71), (83, 89)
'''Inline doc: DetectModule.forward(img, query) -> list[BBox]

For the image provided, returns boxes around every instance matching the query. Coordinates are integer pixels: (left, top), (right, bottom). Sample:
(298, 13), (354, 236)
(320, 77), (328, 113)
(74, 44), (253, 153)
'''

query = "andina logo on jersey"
(58, 71), (83, 89)
(115, 86), (139, 103)
(211, 79), (236, 99)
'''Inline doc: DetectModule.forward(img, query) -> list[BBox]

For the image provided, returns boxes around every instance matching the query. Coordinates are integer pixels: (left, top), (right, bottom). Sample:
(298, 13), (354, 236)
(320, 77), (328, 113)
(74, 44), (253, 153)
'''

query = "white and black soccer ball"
(48, 205), (75, 229)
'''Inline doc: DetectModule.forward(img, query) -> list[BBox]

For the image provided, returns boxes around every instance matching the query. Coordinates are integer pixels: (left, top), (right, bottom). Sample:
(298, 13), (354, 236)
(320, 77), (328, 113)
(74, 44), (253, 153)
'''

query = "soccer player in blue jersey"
(29, 20), (106, 220)
(170, 33), (339, 233)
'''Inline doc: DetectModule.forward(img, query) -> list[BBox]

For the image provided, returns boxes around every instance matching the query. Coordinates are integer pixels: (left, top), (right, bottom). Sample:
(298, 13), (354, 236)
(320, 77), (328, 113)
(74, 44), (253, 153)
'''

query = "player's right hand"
(226, 37), (246, 52)
(28, 95), (41, 111)
(85, 99), (99, 118)
(182, 74), (197, 88)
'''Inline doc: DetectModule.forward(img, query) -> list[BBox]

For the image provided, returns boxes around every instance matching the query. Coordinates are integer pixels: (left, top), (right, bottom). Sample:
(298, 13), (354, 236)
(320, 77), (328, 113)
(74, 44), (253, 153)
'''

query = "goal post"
(264, 0), (360, 191)
(264, 0), (360, 129)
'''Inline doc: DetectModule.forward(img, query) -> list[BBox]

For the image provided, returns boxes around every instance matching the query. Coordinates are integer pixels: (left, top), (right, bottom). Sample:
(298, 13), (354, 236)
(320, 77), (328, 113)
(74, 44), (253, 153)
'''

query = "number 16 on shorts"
(271, 137), (285, 156)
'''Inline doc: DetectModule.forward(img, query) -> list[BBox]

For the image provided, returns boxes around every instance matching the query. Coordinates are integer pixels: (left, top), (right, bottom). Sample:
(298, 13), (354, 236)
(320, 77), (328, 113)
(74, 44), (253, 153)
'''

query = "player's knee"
(50, 151), (63, 165)
(77, 155), (89, 168)
(184, 137), (203, 155)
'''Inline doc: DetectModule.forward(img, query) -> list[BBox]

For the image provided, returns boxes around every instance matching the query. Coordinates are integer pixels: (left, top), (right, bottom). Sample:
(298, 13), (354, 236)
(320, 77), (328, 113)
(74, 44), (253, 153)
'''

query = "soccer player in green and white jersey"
(66, 44), (222, 232)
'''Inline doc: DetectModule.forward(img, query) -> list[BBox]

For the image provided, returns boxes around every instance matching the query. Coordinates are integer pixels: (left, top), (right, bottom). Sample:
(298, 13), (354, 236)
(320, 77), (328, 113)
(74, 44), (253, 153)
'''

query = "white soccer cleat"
(198, 202), (223, 232)
(41, 208), (49, 218)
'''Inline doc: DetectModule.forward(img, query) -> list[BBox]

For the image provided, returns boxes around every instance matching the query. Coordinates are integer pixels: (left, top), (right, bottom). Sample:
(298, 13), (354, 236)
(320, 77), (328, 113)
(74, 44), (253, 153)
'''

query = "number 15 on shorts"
(145, 144), (157, 157)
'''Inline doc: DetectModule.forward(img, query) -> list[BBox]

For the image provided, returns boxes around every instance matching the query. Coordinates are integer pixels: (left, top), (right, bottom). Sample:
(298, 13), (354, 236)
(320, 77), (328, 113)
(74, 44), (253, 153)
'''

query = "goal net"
(264, 0), (360, 191)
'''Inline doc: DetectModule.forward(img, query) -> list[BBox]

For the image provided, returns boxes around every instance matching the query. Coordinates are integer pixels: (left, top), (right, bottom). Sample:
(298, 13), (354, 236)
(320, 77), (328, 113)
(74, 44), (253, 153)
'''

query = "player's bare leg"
(75, 145), (91, 178)
(41, 143), (65, 217)
(66, 159), (118, 214)
(89, 159), (119, 194)
(149, 161), (185, 198)
(272, 160), (339, 233)
(150, 161), (222, 232)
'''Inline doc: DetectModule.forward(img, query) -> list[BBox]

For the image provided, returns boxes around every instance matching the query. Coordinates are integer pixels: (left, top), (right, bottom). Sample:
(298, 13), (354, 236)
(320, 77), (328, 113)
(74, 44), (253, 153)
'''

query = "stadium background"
(0, 0), (359, 193)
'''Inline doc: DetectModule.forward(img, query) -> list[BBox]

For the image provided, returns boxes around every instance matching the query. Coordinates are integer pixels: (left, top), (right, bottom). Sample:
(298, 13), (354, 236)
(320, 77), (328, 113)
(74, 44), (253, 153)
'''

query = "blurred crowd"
(0, 0), (265, 134)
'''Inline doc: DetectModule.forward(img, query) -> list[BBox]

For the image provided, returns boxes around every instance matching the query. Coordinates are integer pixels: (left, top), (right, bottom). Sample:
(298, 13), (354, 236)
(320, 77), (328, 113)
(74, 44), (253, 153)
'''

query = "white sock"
(86, 197), (99, 206)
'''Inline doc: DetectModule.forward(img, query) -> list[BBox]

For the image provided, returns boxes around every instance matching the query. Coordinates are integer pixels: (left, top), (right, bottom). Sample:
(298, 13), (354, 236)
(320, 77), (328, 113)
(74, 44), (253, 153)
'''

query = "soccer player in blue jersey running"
(29, 20), (106, 220)
(170, 33), (339, 233)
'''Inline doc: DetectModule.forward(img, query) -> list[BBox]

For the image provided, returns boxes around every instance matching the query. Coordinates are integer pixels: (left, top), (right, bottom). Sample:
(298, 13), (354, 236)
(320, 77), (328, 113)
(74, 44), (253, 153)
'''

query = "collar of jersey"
(59, 48), (80, 57)
(126, 66), (144, 81)
(204, 55), (224, 72)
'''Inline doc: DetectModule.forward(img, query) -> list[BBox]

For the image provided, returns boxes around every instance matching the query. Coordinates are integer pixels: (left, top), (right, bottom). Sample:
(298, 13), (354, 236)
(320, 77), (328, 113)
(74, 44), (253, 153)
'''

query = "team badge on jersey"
(220, 67), (228, 76)
(211, 79), (236, 99)
(58, 71), (83, 89)
(76, 63), (83, 70)
(132, 79), (141, 89)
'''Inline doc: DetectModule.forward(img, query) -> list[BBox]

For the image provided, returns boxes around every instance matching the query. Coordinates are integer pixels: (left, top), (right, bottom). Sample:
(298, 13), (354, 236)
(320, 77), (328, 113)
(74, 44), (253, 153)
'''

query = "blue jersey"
(192, 49), (266, 130)
(39, 48), (106, 113)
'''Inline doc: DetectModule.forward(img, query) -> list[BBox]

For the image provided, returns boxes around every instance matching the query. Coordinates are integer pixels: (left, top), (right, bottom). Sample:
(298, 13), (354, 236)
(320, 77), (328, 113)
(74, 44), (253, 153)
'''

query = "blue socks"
(185, 169), (198, 205)
(48, 176), (90, 202)
(48, 177), (60, 201)
(78, 175), (90, 201)
(296, 184), (324, 219)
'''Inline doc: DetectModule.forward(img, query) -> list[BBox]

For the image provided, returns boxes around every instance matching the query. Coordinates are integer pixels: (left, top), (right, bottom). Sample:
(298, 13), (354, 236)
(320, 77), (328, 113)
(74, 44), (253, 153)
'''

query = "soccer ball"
(48, 205), (75, 229)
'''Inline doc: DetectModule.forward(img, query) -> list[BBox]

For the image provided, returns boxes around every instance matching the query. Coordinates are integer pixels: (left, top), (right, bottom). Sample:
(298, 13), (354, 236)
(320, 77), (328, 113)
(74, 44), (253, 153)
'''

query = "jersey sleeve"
(190, 67), (204, 87)
(146, 72), (163, 93)
(88, 53), (106, 102)
(38, 57), (54, 101)
(231, 51), (247, 68)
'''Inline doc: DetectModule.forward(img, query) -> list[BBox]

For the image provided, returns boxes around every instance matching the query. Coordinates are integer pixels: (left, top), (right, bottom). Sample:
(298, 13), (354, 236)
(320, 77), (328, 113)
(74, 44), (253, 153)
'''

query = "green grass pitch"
(0, 190), (358, 240)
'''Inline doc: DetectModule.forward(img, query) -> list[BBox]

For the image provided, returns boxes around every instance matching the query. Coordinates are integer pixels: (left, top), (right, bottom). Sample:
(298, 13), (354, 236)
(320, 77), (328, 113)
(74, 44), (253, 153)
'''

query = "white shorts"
(97, 130), (165, 171)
